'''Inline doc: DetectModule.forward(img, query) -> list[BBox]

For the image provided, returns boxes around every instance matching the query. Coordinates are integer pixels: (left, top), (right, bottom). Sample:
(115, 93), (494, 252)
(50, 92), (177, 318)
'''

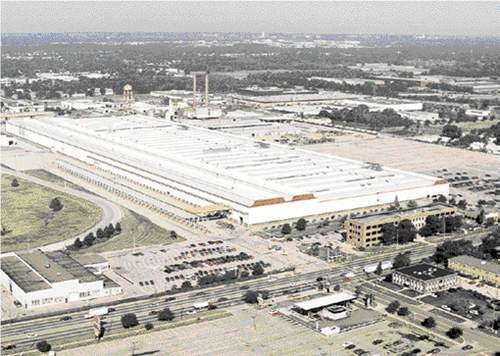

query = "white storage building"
(0, 250), (121, 309)
(6, 115), (449, 225)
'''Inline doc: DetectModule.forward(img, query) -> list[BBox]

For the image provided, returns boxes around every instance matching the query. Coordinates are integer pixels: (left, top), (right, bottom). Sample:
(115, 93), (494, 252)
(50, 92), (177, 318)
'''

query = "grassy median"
(1, 174), (103, 252)
(73, 208), (183, 253)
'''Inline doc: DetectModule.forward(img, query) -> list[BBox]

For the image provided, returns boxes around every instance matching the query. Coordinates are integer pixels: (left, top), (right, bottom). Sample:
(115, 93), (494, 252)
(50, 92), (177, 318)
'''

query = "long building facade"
(344, 204), (457, 248)
(6, 115), (449, 225)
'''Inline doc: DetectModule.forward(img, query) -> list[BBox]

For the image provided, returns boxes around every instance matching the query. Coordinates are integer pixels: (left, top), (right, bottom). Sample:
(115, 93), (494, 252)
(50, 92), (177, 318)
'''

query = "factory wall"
(6, 121), (448, 225)
(240, 183), (448, 225)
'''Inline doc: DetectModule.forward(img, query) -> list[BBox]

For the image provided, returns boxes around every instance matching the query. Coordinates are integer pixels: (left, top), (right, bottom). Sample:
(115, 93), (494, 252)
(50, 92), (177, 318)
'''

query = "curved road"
(1, 167), (123, 252)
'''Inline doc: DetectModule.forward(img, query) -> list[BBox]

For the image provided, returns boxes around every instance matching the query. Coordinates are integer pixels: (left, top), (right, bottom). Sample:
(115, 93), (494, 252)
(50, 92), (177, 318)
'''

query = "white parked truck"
(193, 300), (216, 310)
(364, 261), (392, 273)
(84, 307), (109, 319)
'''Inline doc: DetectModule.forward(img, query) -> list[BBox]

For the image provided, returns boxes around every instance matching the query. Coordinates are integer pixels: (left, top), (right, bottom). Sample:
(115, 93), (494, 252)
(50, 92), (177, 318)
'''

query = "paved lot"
(421, 288), (497, 325)
(59, 307), (450, 356)
(304, 135), (500, 176)
(105, 241), (287, 295)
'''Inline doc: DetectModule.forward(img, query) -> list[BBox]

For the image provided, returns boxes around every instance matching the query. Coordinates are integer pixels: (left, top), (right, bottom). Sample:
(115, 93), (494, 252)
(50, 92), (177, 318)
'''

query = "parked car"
(60, 315), (72, 321)
(1, 344), (16, 350)
(441, 305), (452, 312)
(462, 345), (473, 351)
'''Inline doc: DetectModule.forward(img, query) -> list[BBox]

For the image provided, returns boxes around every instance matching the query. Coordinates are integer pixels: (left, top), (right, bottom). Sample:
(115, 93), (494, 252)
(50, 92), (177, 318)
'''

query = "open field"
(304, 134), (500, 175)
(73, 208), (182, 253)
(25, 169), (89, 192)
(456, 119), (500, 132)
(1, 174), (103, 252)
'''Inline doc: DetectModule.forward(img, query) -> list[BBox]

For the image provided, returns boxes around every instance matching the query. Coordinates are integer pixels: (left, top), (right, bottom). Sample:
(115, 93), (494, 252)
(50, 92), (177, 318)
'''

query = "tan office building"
(344, 204), (457, 248)
(448, 255), (500, 286)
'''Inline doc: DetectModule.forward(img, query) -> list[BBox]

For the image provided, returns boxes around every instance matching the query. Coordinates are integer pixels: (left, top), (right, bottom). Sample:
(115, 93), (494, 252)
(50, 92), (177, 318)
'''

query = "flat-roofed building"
(293, 292), (356, 315)
(72, 254), (110, 275)
(231, 91), (360, 108)
(392, 263), (458, 293)
(448, 255), (500, 286)
(0, 250), (121, 309)
(6, 115), (449, 225)
(345, 204), (457, 248)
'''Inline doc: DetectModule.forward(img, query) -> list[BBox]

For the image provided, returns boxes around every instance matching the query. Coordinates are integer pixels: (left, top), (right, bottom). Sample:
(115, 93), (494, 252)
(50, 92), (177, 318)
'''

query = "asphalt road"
(1, 167), (123, 252)
(0, 244), (438, 354)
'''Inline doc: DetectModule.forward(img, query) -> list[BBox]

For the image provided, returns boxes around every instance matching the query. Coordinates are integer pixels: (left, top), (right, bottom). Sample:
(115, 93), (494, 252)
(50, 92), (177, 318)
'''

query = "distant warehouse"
(6, 115), (449, 225)
(0, 250), (121, 309)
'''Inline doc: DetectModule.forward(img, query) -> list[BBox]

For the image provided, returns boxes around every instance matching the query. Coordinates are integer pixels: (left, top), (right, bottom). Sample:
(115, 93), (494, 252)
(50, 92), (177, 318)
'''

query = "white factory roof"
(232, 91), (359, 104)
(294, 292), (356, 311)
(9, 115), (442, 208)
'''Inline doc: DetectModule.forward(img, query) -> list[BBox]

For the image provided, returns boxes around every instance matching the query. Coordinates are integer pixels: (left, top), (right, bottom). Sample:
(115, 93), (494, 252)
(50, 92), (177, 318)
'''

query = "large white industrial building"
(6, 115), (448, 225)
(0, 250), (121, 309)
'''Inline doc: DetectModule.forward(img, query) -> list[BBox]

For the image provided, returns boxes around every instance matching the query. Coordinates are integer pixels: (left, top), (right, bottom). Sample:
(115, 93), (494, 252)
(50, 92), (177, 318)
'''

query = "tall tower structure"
(123, 84), (134, 113)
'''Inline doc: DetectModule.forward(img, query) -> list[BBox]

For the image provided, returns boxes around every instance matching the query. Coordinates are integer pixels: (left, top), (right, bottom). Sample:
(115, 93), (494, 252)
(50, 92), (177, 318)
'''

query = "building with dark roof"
(0, 250), (121, 309)
(392, 263), (457, 293)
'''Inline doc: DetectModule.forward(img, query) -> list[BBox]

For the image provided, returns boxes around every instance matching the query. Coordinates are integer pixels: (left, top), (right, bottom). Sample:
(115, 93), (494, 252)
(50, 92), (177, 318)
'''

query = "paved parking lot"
(421, 287), (498, 325)
(106, 241), (287, 295)
(61, 306), (454, 356)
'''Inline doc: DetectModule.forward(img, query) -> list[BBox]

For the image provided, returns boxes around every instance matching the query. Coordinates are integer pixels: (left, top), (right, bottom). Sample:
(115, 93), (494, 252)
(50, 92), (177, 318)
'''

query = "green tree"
(11, 178), (19, 187)
(397, 307), (410, 316)
(381, 223), (397, 245)
(170, 230), (177, 239)
(121, 313), (139, 328)
(243, 290), (259, 304)
(476, 209), (485, 225)
(398, 220), (416, 244)
(115, 222), (122, 233)
(181, 280), (192, 289)
(407, 200), (417, 208)
(393, 253), (411, 268)
(422, 317), (436, 328)
(144, 322), (154, 330)
(49, 197), (63, 212)
(386, 300), (400, 314)
(96, 228), (104, 239)
(281, 223), (291, 235)
(158, 308), (174, 321)
(433, 239), (474, 264)
(442, 124), (462, 139)
(446, 327), (463, 339)
(376, 262), (383, 275)
(296, 218), (307, 231)
(252, 263), (264, 276)
(73, 237), (83, 249)
(36, 340), (51, 353)
(457, 199), (468, 210)
(83, 233), (95, 246)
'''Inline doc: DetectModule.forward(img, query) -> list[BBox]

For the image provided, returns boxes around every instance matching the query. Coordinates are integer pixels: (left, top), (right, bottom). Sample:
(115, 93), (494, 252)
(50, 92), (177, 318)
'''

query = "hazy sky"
(2, 1), (499, 36)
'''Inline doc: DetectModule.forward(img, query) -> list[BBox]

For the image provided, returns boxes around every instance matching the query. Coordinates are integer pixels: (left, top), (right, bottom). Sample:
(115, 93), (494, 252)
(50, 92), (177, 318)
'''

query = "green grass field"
(73, 208), (182, 253)
(1, 174), (103, 252)
(456, 119), (500, 132)
(25, 169), (89, 192)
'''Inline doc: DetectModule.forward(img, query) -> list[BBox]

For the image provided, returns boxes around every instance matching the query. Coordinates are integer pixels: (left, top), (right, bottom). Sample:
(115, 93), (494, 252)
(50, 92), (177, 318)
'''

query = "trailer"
(193, 300), (216, 310)
(364, 260), (392, 273)
(84, 307), (109, 319)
